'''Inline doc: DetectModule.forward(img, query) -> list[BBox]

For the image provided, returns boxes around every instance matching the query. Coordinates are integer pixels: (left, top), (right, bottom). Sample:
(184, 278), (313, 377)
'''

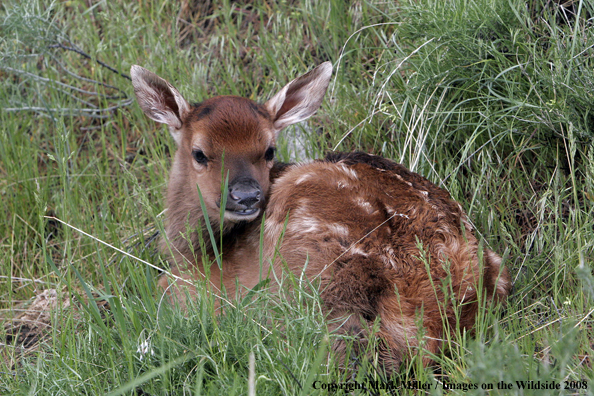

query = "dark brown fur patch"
(188, 97), (272, 153)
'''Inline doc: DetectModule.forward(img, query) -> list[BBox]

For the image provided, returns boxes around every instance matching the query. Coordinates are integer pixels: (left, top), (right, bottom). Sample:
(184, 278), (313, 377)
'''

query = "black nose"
(228, 178), (262, 208)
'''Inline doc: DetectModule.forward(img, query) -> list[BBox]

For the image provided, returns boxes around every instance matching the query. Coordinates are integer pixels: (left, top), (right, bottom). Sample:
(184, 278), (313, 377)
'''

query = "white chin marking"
(224, 209), (260, 223)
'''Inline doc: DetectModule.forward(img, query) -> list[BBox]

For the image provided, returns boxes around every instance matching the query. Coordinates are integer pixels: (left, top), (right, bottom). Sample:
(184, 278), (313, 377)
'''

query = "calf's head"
(131, 63), (332, 231)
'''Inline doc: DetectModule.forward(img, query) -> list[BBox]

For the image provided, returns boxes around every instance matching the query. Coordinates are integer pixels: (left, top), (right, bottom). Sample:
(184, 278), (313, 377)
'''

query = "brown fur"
(263, 152), (511, 369)
(131, 63), (511, 371)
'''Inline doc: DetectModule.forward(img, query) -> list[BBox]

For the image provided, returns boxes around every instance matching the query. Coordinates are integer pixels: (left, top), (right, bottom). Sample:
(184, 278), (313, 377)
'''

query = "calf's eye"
(264, 147), (275, 161)
(192, 149), (208, 165)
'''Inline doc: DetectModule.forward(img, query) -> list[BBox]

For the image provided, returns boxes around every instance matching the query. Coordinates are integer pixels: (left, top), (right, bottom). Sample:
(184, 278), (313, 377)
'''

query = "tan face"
(179, 96), (276, 223)
(131, 62), (333, 230)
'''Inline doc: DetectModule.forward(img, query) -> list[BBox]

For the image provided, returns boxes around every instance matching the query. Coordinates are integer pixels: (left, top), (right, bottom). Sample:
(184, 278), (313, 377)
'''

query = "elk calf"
(131, 63), (332, 306)
(131, 63), (511, 370)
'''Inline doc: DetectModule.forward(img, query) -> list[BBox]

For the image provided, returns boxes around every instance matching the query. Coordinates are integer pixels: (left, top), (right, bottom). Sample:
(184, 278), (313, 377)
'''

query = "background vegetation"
(1, 0), (593, 394)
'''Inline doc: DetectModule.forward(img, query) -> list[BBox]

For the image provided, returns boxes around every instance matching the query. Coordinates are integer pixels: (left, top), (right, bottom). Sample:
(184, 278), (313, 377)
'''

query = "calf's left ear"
(265, 62), (333, 133)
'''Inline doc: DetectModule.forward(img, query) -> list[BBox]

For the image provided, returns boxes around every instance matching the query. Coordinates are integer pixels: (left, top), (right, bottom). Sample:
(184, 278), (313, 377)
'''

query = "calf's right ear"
(131, 65), (190, 145)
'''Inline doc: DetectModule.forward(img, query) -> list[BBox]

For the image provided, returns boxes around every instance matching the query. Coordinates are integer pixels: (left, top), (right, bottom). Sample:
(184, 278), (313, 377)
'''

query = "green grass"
(1, 0), (593, 394)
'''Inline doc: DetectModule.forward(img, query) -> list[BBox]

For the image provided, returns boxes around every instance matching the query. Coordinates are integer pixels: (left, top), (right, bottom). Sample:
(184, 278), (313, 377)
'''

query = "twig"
(49, 43), (131, 80)
(2, 66), (104, 96)
(4, 99), (133, 119)
(48, 52), (124, 92)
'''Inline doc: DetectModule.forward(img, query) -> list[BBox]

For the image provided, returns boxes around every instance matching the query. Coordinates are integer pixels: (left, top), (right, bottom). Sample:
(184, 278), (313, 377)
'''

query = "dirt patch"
(1, 288), (108, 370)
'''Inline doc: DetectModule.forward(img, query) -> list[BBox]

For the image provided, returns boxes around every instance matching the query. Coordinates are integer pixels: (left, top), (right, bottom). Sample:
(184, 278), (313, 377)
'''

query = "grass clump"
(1, 0), (593, 394)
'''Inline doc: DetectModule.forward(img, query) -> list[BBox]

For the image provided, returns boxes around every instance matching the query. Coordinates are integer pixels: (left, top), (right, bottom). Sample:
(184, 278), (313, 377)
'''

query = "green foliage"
(1, 0), (593, 394)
